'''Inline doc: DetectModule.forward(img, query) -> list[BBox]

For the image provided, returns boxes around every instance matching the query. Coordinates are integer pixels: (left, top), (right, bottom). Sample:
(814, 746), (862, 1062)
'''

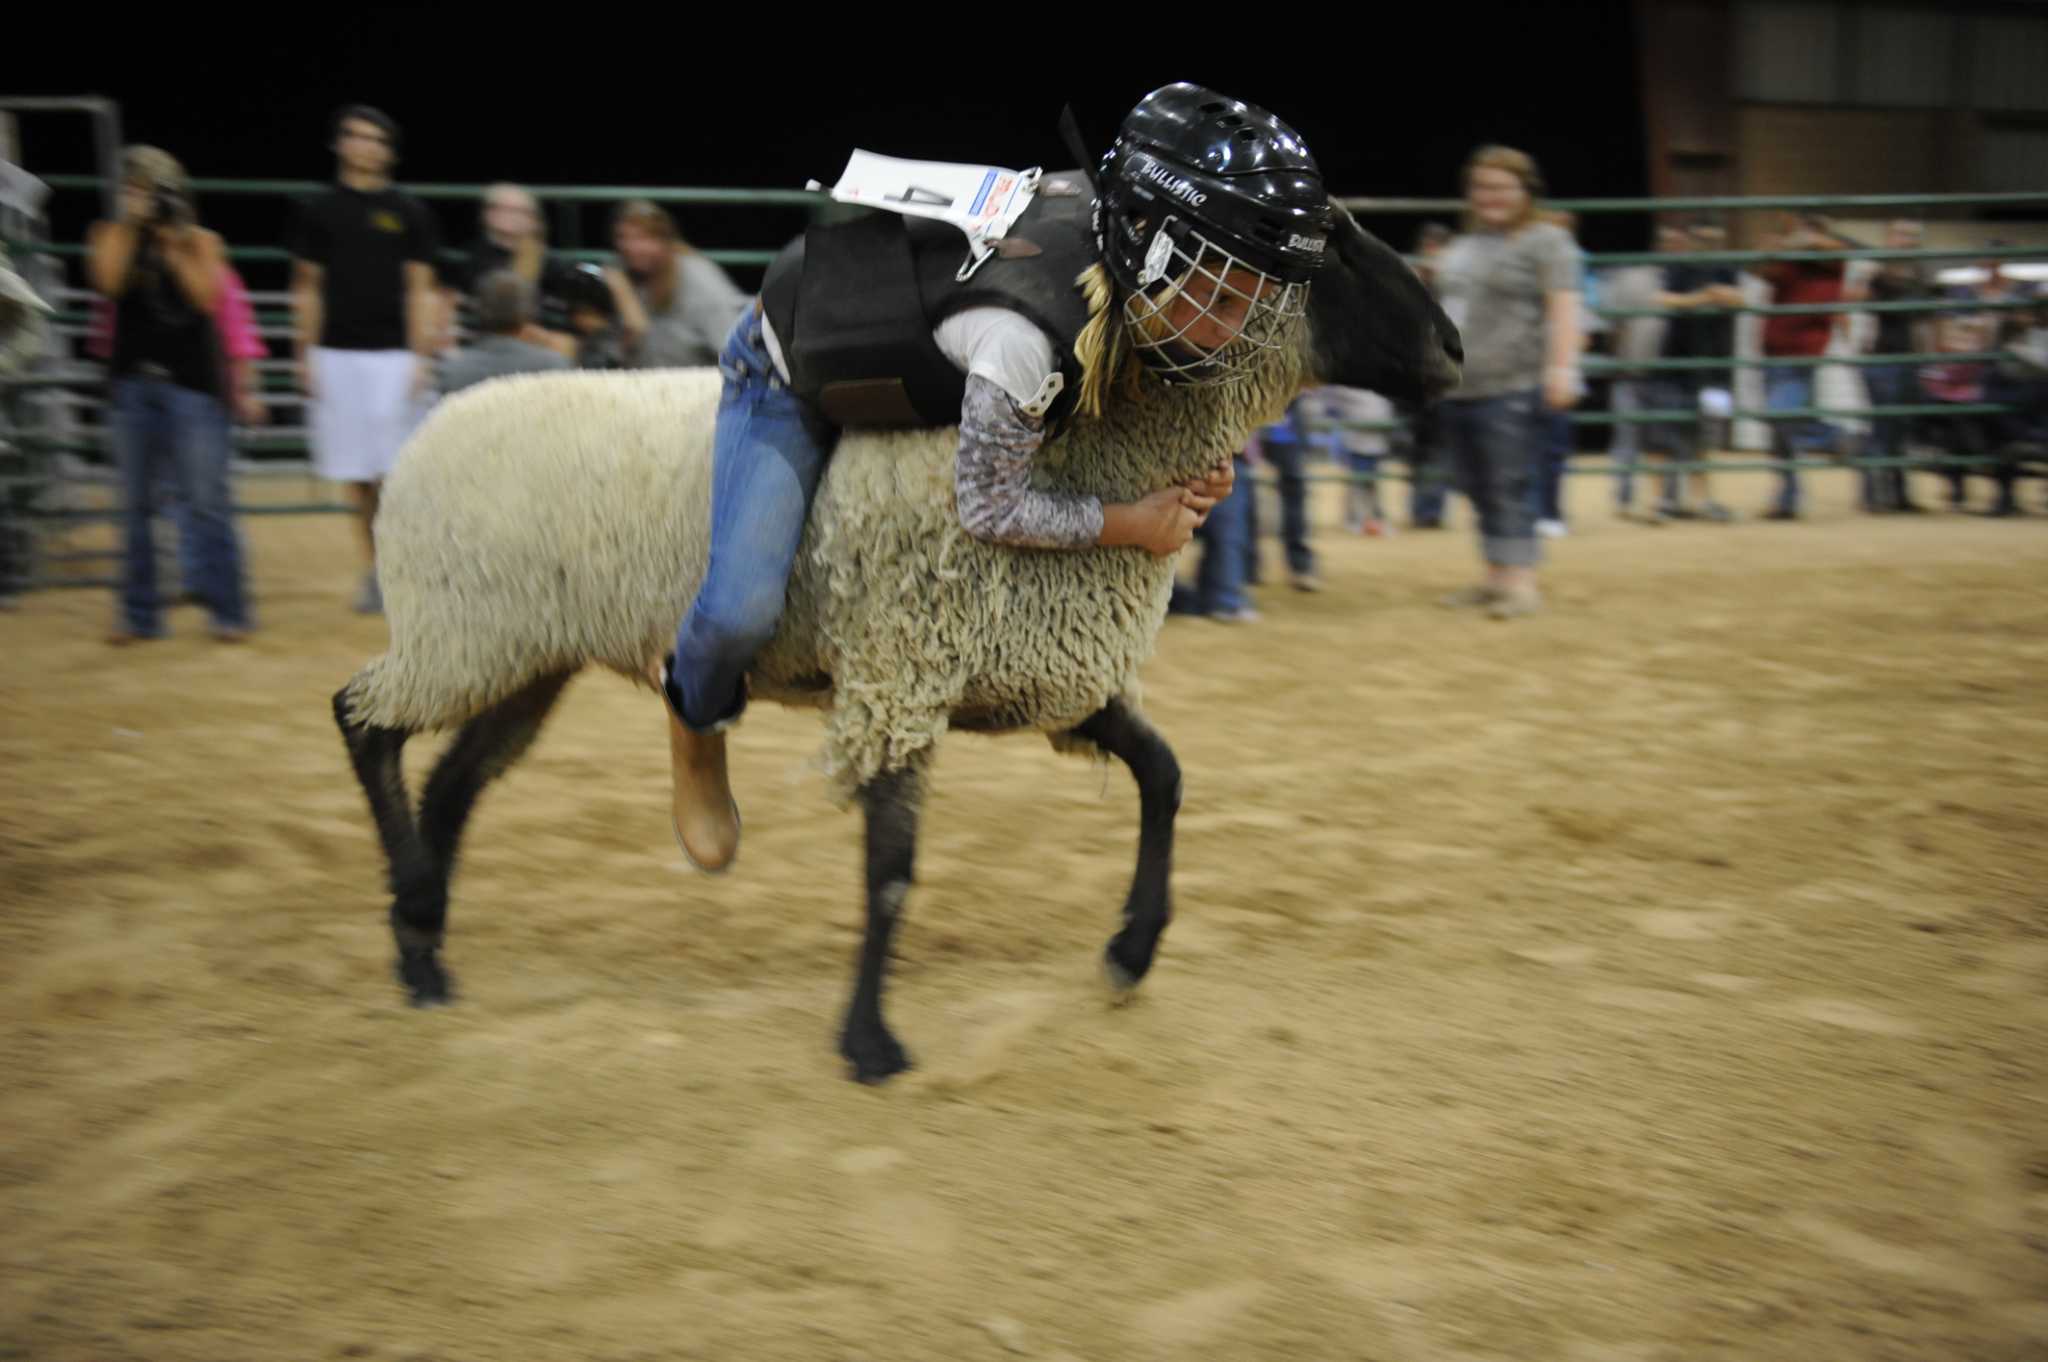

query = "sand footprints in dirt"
(1131, 1279), (1267, 1349)
(1786, 1215), (1993, 1298)
(1770, 997), (1921, 1036)
(1500, 905), (1942, 1042)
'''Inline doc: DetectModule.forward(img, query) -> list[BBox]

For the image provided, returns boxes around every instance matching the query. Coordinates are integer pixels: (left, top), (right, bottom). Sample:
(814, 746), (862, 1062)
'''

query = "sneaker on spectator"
(1487, 586), (1542, 620)
(1363, 517), (1388, 537)
(1210, 605), (1262, 624)
(353, 572), (383, 615)
(1535, 518), (1568, 539)
(1290, 572), (1324, 593)
(1701, 501), (1736, 523)
(1439, 584), (1501, 609)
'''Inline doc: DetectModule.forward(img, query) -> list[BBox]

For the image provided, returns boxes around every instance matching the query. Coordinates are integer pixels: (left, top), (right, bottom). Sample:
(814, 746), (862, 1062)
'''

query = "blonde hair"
(612, 199), (698, 310)
(1460, 145), (1544, 233)
(1071, 263), (1155, 420)
(483, 183), (546, 281)
(121, 145), (195, 225)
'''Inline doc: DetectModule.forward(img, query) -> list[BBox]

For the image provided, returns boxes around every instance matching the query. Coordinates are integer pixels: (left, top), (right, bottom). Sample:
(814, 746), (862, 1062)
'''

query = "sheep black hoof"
(396, 949), (454, 1007)
(1103, 932), (1155, 1004)
(1102, 949), (1143, 1005)
(839, 1026), (912, 1085)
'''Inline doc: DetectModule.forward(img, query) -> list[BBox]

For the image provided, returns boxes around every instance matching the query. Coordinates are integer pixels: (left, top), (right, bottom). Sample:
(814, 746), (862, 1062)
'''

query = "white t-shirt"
(761, 305), (1063, 418)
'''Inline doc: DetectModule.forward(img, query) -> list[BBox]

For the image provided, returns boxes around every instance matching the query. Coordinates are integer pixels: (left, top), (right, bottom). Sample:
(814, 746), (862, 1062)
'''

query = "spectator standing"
(1612, 220), (1742, 523)
(1317, 385), (1395, 535)
(1755, 214), (1850, 520)
(1250, 395), (1322, 592)
(1848, 219), (1932, 512)
(86, 146), (251, 643)
(1922, 256), (2032, 515)
(290, 105), (441, 614)
(1431, 146), (1582, 619)
(1168, 446), (1257, 624)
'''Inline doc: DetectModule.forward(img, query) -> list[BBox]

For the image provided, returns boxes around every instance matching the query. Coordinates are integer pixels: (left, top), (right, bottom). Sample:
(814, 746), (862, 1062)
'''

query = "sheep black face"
(1304, 202), (1462, 404)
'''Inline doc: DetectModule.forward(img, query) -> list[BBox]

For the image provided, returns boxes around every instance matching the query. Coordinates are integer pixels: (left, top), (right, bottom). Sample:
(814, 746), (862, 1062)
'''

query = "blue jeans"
(1441, 390), (1542, 568)
(1345, 450), (1385, 525)
(1262, 436), (1316, 577)
(1405, 403), (1449, 527)
(152, 465), (203, 595)
(111, 376), (248, 634)
(670, 308), (836, 731)
(1530, 408), (1572, 522)
(1612, 376), (1687, 510)
(1863, 363), (1917, 509)
(1608, 378), (1641, 470)
(1171, 453), (1252, 615)
(1765, 368), (1834, 514)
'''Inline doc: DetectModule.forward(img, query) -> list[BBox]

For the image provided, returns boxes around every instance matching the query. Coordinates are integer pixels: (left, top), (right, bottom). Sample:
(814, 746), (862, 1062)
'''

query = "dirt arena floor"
(4, 463), (2046, 1361)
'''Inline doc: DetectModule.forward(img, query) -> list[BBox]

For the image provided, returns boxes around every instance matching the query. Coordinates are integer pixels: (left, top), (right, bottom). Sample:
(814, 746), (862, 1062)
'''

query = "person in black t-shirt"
(289, 104), (441, 615)
(87, 145), (253, 644)
(1853, 219), (1932, 512)
(1634, 221), (1743, 522)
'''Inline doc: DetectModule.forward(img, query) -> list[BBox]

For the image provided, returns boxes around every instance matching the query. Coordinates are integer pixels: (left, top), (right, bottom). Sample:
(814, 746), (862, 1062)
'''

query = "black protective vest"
(759, 171), (1098, 429)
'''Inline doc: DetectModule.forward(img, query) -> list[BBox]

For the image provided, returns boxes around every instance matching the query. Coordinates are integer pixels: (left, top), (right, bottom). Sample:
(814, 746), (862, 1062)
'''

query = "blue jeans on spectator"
(111, 376), (248, 636)
(1608, 378), (1641, 507)
(1530, 408), (1572, 522)
(1260, 434), (1317, 578)
(1611, 377), (1687, 511)
(1345, 450), (1386, 527)
(1863, 363), (1918, 510)
(1765, 368), (1834, 515)
(1405, 403), (1449, 527)
(669, 307), (836, 731)
(1171, 453), (1252, 616)
(152, 463), (204, 597)
(1441, 390), (1542, 567)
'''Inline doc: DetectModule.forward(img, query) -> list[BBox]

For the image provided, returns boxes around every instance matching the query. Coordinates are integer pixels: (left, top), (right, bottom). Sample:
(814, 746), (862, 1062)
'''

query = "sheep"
(333, 203), (1461, 1083)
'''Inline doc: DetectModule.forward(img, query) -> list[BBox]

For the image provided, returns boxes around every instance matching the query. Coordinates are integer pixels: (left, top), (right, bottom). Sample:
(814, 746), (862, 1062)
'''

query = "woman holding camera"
(87, 146), (251, 642)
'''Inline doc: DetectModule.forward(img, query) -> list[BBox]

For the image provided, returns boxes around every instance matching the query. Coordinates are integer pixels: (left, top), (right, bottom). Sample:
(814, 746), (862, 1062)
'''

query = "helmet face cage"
(1120, 216), (1311, 386)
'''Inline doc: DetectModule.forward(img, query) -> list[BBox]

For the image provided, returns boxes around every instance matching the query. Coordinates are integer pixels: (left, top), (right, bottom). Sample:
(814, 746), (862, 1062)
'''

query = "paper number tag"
(814, 151), (1041, 279)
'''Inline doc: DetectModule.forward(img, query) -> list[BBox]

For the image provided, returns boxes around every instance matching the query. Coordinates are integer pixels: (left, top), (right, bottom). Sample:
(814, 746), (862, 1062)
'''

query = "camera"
(150, 185), (185, 225)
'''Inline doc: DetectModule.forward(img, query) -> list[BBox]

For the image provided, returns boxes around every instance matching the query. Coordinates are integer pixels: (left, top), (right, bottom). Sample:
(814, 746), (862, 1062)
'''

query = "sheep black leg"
(418, 671), (574, 882)
(333, 687), (448, 1005)
(1073, 698), (1182, 997)
(839, 759), (927, 1084)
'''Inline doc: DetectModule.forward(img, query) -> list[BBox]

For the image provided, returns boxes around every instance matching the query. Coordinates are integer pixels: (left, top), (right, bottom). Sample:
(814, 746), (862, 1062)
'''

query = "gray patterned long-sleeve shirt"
(953, 373), (1103, 549)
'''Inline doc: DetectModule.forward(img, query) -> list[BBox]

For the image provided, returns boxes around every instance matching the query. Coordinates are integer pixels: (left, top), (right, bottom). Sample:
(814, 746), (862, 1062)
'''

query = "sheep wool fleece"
(346, 345), (1300, 804)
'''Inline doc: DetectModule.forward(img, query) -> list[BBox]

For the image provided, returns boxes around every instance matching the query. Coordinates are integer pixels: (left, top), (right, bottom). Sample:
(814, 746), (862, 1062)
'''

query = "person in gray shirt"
(1431, 145), (1583, 619)
(612, 200), (751, 369)
(437, 270), (571, 395)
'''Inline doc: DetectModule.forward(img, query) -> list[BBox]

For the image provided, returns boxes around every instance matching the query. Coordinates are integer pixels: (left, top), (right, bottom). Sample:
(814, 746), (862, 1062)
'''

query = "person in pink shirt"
(86, 246), (268, 614)
(90, 259), (267, 421)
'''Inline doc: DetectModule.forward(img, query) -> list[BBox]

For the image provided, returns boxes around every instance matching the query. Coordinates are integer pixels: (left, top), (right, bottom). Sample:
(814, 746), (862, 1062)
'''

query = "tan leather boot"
(668, 708), (741, 873)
